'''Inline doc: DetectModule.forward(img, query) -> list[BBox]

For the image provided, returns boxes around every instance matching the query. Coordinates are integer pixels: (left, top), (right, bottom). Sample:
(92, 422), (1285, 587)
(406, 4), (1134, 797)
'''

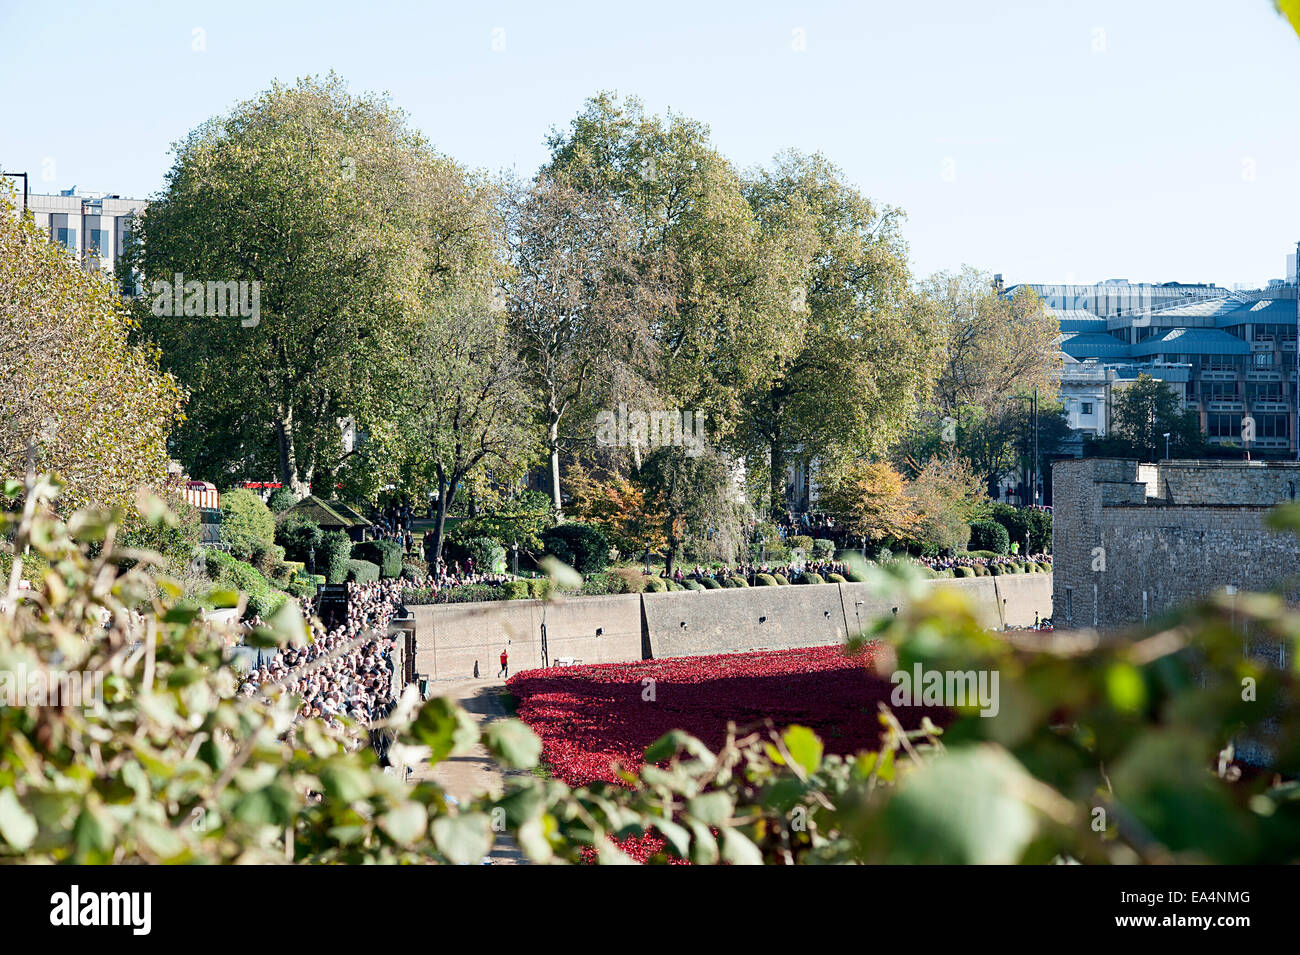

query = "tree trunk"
(277, 407), (308, 497)
(429, 472), (456, 571)
(769, 433), (785, 520)
(548, 416), (563, 521)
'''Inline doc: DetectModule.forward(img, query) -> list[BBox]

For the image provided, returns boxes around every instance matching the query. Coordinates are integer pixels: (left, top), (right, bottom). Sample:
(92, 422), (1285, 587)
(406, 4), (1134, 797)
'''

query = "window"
(1254, 353), (1274, 367)
(1208, 413), (1242, 437)
(53, 227), (77, 251)
(1259, 414), (1290, 439)
(1080, 402), (1094, 415)
(88, 229), (111, 257)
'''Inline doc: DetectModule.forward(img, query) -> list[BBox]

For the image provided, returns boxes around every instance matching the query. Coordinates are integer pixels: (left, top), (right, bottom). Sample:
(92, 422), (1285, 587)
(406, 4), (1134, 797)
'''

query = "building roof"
(1214, 297), (1299, 328)
(1049, 309), (1109, 334)
(1061, 332), (1132, 360)
(287, 496), (363, 528)
(1130, 327), (1252, 357)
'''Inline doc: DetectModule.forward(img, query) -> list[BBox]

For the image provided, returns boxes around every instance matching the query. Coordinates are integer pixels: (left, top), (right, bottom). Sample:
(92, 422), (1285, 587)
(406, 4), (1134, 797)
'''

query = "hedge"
(683, 580), (706, 591)
(969, 520), (1010, 555)
(541, 523), (610, 574)
(811, 539), (835, 559)
(825, 572), (846, 583)
(646, 576), (668, 593)
(725, 576), (749, 588)
(755, 573), (779, 586)
(318, 530), (352, 585)
(700, 577), (722, 590)
(787, 535), (814, 554)
(220, 489), (276, 562)
(773, 573), (790, 585)
(346, 559), (380, 584)
(353, 539), (403, 578)
(502, 580), (530, 600)
(799, 571), (825, 585)
(276, 514), (323, 570)
(953, 566), (975, 578)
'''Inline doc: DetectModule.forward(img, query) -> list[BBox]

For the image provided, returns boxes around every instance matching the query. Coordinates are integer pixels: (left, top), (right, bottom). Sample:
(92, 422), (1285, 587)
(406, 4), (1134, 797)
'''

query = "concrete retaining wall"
(412, 574), (1054, 680)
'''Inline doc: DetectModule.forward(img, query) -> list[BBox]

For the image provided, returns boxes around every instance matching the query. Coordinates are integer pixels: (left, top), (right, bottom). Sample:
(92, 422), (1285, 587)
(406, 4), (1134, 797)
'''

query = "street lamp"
(1163, 432), (1171, 460)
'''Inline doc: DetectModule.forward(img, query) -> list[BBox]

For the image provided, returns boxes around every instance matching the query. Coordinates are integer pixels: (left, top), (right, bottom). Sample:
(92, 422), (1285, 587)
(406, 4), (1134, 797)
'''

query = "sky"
(3, 0), (1299, 289)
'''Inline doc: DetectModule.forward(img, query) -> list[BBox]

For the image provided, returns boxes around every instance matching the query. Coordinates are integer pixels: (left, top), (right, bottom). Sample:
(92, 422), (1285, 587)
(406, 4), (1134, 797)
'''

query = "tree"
(1101, 374), (1204, 460)
(816, 460), (919, 546)
(906, 454), (991, 554)
(0, 192), (183, 514)
(507, 176), (669, 518)
(129, 75), (496, 495)
(738, 151), (942, 517)
(567, 462), (667, 559)
(544, 93), (805, 446)
(635, 446), (739, 577)
(924, 267), (1060, 416)
(381, 298), (537, 567)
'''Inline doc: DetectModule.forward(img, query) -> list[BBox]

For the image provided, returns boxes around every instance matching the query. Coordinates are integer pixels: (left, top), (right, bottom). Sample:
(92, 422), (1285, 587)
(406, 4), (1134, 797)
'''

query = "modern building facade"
(1004, 259), (1300, 457)
(7, 187), (146, 290)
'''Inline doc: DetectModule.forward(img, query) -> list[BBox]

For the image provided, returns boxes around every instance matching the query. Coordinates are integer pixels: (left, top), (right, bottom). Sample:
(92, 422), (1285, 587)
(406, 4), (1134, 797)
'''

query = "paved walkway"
(410, 675), (527, 864)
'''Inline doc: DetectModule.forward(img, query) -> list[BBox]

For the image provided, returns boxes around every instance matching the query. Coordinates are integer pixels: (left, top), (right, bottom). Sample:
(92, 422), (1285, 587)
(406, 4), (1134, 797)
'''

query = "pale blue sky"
(3, 0), (1298, 288)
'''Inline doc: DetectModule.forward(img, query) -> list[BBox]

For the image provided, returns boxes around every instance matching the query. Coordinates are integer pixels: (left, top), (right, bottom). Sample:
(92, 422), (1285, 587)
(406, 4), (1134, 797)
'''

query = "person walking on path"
(498, 648), (509, 679)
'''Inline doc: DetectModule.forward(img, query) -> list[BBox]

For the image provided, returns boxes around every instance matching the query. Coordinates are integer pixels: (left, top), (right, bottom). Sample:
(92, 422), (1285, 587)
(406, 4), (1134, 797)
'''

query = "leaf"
(781, 725), (824, 775)
(317, 763), (374, 803)
(431, 813), (492, 865)
(411, 697), (480, 764)
(720, 828), (763, 865)
(687, 792), (734, 827)
(378, 802), (428, 846)
(0, 790), (37, 851)
(483, 718), (542, 770)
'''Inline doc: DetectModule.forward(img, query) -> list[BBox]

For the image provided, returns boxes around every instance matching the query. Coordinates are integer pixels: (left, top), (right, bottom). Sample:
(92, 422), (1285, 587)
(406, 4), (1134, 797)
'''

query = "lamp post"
(511, 541), (518, 576)
(1163, 431), (1171, 460)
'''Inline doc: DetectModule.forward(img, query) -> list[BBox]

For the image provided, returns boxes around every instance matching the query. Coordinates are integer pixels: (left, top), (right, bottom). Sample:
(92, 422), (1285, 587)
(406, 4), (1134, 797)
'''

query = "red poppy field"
(507, 643), (910, 788)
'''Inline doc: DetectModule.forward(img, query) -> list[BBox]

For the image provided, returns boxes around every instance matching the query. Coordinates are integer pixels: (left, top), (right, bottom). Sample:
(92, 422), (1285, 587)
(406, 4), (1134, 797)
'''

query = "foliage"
(317, 530), (353, 585)
(567, 464), (667, 558)
(1093, 374), (1206, 461)
(127, 75), (497, 496)
(817, 460), (918, 545)
(968, 520), (1010, 555)
(353, 539), (403, 579)
(449, 489), (554, 556)
(219, 489), (276, 562)
(276, 514), (323, 569)
(906, 454), (989, 554)
(541, 523), (610, 575)
(345, 559), (380, 584)
(990, 503), (1052, 554)
(0, 192), (183, 515)
(267, 487), (298, 513)
(457, 537), (507, 575)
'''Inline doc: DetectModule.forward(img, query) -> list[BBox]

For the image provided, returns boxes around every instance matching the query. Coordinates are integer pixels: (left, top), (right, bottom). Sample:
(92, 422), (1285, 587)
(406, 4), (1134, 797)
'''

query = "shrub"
(266, 487), (298, 513)
(700, 577), (722, 590)
(460, 536), (507, 575)
(724, 576), (748, 588)
(346, 559), (380, 584)
(989, 564), (1003, 576)
(969, 520), (1010, 555)
(683, 580), (705, 592)
(580, 573), (627, 597)
(317, 530), (352, 585)
(825, 572), (846, 583)
(353, 539), (403, 578)
(541, 523), (610, 574)
(528, 577), (557, 599)
(645, 576), (668, 593)
(401, 563), (426, 581)
(250, 541), (287, 578)
(953, 566), (975, 578)
(276, 514), (323, 570)
(773, 573), (790, 585)
(972, 564), (989, 577)
(787, 535), (814, 554)
(220, 488), (275, 561)
(502, 580), (531, 600)
(611, 568), (650, 593)
(755, 573), (778, 586)
(799, 571), (825, 585)
(811, 538), (835, 559)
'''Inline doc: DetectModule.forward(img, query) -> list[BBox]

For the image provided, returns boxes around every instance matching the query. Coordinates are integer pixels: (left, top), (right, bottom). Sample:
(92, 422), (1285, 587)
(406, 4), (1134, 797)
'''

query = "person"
(498, 648), (509, 678)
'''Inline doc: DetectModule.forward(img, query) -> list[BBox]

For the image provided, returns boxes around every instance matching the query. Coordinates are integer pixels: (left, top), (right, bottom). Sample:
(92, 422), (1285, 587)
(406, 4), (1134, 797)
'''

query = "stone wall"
(410, 574), (1054, 680)
(1052, 457), (1300, 629)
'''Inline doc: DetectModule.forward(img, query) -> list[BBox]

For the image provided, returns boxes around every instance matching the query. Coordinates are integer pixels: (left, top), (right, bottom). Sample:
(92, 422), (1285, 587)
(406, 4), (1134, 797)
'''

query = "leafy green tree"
(129, 75), (495, 495)
(738, 151), (941, 517)
(506, 175), (669, 517)
(635, 446), (739, 577)
(219, 488), (275, 561)
(544, 93), (805, 445)
(1100, 374), (1204, 460)
(0, 192), (183, 514)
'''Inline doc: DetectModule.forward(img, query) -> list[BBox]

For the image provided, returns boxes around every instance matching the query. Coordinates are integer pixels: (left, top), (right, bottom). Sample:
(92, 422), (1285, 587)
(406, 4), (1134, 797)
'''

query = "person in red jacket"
(498, 648), (508, 678)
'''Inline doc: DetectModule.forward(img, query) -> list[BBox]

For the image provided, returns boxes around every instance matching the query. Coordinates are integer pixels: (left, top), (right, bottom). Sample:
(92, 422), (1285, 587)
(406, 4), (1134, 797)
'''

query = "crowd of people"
(914, 552), (1052, 573)
(674, 559), (853, 586)
(236, 579), (403, 749)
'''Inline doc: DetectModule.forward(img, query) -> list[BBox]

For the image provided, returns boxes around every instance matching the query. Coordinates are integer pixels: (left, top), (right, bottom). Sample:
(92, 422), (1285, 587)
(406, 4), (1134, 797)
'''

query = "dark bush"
(346, 559), (380, 584)
(755, 573), (778, 586)
(353, 539), (403, 578)
(276, 514), (323, 571)
(317, 530), (353, 585)
(541, 523), (609, 574)
(969, 520), (1010, 555)
(812, 539), (835, 559)
(799, 571), (825, 585)
(267, 487), (298, 513)
(700, 577), (722, 589)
